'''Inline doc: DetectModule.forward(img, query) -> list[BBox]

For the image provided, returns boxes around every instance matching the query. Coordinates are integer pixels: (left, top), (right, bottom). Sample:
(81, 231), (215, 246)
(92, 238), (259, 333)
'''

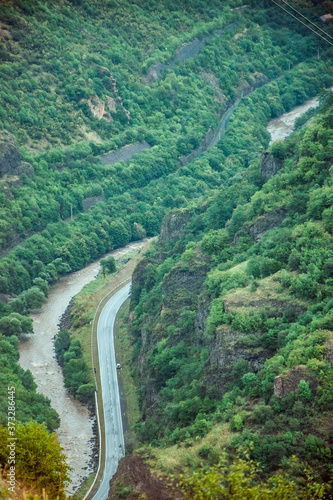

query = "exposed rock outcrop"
(235, 72), (269, 99)
(0, 131), (34, 182)
(18, 161), (34, 178)
(108, 454), (181, 500)
(249, 209), (286, 242)
(161, 263), (208, 310)
(324, 337), (333, 365)
(208, 324), (270, 392)
(105, 95), (116, 112)
(274, 365), (317, 397)
(87, 94), (114, 121)
(130, 258), (151, 310)
(130, 208), (210, 417)
(146, 23), (236, 84)
(260, 152), (283, 181)
(102, 141), (151, 166)
(200, 71), (227, 104)
(159, 210), (192, 246)
(232, 208), (286, 245)
(82, 195), (105, 212)
(0, 131), (22, 176)
(86, 69), (130, 123)
(195, 294), (211, 334)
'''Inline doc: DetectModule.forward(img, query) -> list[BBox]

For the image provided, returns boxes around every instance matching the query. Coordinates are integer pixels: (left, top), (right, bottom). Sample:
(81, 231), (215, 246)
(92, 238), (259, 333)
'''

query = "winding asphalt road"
(91, 282), (131, 500)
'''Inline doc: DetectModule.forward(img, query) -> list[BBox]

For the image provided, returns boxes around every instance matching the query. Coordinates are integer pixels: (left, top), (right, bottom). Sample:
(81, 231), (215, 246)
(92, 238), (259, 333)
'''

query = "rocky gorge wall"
(0, 130), (34, 181)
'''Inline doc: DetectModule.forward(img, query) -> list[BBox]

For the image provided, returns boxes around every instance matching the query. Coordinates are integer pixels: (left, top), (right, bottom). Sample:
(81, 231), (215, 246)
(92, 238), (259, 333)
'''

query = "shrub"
(270, 140), (285, 159)
(198, 445), (220, 465)
(76, 383), (95, 404)
(264, 420), (276, 434)
(54, 329), (70, 366)
(247, 258), (261, 278)
(242, 372), (259, 397)
(297, 380), (312, 403)
(292, 273), (317, 299)
(253, 405), (274, 424)
(234, 414), (243, 431)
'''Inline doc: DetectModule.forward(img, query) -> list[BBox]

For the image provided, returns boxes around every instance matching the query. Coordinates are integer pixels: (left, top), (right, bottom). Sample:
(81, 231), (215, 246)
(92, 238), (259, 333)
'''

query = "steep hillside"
(119, 94), (333, 497)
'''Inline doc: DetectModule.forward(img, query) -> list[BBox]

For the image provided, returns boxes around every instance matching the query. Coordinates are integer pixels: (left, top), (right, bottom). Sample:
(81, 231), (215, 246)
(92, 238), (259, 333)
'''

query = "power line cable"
(270, 0), (333, 46)
(279, 0), (333, 42)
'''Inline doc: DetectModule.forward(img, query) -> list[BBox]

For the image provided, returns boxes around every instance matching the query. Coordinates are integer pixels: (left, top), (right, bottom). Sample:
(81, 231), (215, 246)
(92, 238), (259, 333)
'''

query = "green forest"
(128, 94), (333, 495)
(0, 0), (333, 498)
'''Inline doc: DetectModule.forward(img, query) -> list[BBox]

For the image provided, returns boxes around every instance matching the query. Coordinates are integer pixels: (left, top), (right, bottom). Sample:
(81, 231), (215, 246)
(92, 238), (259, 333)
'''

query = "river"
(267, 95), (319, 144)
(18, 240), (148, 494)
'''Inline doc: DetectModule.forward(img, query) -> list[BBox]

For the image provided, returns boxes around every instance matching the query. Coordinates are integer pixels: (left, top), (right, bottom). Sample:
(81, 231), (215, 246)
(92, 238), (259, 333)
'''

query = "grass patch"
(223, 272), (307, 315)
(142, 423), (233, 477)
(225, 260), (249, 275)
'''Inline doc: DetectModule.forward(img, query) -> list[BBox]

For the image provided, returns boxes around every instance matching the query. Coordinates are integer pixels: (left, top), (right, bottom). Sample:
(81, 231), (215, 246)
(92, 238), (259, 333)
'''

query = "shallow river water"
(18, 240), (148, 494)
(267, 95), (319, 144)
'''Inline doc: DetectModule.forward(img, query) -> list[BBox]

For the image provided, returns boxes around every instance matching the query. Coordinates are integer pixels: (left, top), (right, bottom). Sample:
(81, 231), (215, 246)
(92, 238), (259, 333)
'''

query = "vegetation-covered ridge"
(125, 93), (333, 496)
(1, 0), (332, 260)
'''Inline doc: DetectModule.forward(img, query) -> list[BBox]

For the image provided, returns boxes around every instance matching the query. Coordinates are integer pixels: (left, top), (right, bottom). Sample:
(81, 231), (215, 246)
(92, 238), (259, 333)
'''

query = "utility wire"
(279, 0), (333, 42)
(270, 0), (333, 46)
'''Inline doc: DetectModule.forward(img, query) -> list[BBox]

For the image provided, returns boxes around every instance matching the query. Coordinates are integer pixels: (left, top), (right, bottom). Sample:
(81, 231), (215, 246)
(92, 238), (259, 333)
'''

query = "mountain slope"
(122, 94), (333, 496)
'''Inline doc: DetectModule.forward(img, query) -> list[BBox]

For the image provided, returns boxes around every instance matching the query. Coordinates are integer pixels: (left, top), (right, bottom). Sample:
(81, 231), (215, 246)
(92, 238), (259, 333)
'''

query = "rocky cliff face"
(248, 209), (286, 242)
(0, 131), (22, 176)
(274, 365), (317, 397)
(130, 208), (211, 419)
(158, 209), (193, 247)
(209, 325), (270, 380)
(86, 69), (130, 123)
(129, 206), (282, 417)
(107, 455), (180, 500)
(259, 152), (283, 181)
(0, 130), (34, 180)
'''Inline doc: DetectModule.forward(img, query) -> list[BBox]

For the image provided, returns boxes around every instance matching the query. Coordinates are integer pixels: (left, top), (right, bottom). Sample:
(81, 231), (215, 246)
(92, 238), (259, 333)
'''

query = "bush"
(253, 405), (274, 424)
(318, 368), (333, 410)
(280, 269), (292, 287)
(242, 372), (259, 397)
(288, 250), (301, 271)
(292, 273), (318, 299)
(270, 140), (285, 159)
(198, 445), (220, 465)
(54, 329), (70, 366)
(192, 419), (210, 438)
(233, 414), (243, 431)
(100, 256), (116, 276)
(297, 380), (312, 403)
(76, 383), (95, 404)
(247, 258), (261, 278)
(264, 420), (276, 434)
(304, 435), (327, 460)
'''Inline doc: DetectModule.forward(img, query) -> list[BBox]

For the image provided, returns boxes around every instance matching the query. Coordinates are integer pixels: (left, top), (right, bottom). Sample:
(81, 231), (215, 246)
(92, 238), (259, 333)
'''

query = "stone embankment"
(146, 23), (237, 83)
(101, 141), (151, 166)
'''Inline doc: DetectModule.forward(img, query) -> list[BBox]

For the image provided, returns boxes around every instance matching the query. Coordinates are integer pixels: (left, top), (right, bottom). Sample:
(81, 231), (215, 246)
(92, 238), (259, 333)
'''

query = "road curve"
(91, 282), (131, 500)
